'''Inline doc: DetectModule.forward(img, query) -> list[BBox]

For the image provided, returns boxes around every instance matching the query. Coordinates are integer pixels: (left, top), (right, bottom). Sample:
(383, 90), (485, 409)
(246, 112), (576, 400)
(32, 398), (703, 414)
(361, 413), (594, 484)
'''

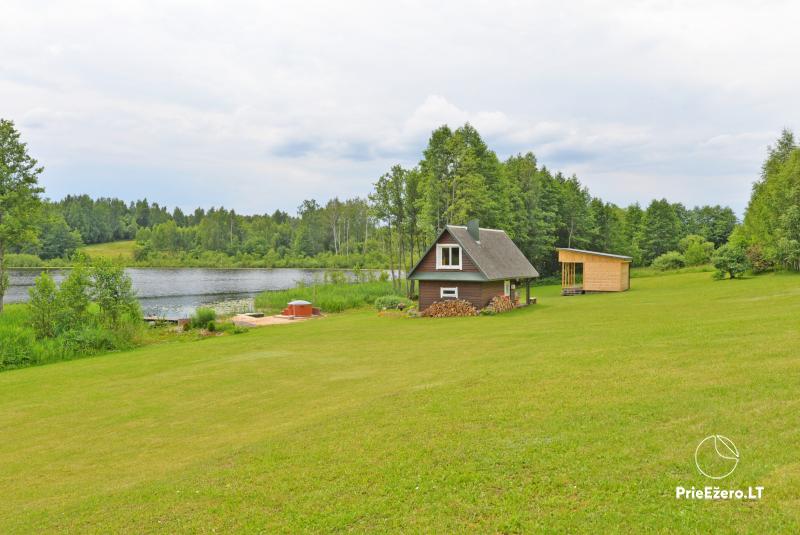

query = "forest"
(738, 129), (800, 271)
(10, 124), (740, 282)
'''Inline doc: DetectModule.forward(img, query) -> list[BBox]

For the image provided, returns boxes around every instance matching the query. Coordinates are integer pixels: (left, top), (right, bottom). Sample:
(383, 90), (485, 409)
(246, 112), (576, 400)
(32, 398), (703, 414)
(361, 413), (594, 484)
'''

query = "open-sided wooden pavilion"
(557, 248), (632, 295)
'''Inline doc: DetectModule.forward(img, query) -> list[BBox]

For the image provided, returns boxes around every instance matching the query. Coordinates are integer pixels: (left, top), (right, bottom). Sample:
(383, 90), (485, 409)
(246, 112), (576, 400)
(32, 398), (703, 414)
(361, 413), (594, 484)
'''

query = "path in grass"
(2, 272), (800, 532)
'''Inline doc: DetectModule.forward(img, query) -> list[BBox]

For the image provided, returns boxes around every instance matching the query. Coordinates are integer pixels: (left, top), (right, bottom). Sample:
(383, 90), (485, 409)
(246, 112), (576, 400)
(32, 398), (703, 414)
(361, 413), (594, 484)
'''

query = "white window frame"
(504, 280), (511, 296)
(440, 287), (459, 299)
(436, 244), (462, 270)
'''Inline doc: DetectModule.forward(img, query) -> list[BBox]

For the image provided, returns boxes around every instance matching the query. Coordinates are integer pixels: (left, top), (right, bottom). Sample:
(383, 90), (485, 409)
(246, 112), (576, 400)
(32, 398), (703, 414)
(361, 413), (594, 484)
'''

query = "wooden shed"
(557, 248), (632, 295)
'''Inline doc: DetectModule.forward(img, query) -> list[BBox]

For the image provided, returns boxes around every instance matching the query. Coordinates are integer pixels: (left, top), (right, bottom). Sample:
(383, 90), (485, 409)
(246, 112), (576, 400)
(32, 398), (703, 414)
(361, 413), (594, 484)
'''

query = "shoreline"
(7, 265), (392, 271)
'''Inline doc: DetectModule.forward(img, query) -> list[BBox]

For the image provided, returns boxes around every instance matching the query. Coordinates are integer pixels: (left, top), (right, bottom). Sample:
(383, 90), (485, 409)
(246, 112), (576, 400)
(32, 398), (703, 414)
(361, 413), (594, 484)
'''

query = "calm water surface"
(7, 268), (366, 318)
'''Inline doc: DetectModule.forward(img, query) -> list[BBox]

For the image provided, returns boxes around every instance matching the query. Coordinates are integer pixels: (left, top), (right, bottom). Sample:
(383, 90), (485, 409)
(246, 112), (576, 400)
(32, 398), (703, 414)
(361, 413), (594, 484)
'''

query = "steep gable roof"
(408, 225), (539, 280)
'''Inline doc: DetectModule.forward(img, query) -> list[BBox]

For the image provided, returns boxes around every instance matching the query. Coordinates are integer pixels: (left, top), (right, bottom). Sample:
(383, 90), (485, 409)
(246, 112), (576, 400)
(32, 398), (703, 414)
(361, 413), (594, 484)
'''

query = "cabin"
(557, 248), (632, 295)
(408, 221), (540, 312)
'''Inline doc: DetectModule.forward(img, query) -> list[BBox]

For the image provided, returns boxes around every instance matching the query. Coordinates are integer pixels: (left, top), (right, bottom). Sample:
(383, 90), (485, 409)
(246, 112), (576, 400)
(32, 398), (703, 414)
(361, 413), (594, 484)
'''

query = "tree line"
(731, 129), (800, 272)
(372, 124), (737, 293)
(2, 118), (744, 307)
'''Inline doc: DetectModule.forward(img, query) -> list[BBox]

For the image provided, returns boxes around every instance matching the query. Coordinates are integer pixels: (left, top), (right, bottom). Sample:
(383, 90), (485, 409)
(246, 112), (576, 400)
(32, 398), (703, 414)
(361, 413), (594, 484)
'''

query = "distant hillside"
(80, 240), (136, 260)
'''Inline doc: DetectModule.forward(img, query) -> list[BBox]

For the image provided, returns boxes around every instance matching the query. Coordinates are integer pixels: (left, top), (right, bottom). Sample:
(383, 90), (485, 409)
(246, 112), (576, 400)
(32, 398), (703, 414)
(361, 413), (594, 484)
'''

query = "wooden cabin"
(557, 248), (632, 295)
(408, 221), (540, 311)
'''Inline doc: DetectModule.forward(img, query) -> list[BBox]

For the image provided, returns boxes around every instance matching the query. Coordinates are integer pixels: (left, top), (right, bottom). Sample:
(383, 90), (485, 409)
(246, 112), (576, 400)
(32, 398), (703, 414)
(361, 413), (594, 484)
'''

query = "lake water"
(6, 268), (369, 319)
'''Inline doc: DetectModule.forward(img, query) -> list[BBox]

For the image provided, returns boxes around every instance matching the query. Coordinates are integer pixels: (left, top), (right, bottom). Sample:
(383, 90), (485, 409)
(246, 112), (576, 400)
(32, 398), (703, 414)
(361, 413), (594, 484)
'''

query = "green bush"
(206, 320), (216, 332)
(652, 251), (686, 270)
(712, 242), (750, 279)
(190, 307), (217, 328)
(60, 327), (119, 354)
(746, 244), (773, 273)
(91, 259), (141, 328)
(1, 260), (144, 372)
(0, 322), (39, 369)
(55, 265), (92, 333)
(323, 270), (348, 285)
(0, 303), (141, 372)
(679, 235), (715, 266)
(374, 295), (412, 310)
(28, 272), (58, 338)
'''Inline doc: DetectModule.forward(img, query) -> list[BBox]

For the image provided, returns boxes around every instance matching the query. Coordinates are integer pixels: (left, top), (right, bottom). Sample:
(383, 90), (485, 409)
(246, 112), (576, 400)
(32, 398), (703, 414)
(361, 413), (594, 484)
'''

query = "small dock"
(143, 316), (185, 324)
(561, 286), (585, 296)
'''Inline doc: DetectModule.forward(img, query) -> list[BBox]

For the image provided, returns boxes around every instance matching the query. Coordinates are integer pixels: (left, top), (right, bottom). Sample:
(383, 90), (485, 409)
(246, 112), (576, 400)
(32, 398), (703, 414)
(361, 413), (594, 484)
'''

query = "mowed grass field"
(2, 272), (800, 533)
(80, 240), (136, 260)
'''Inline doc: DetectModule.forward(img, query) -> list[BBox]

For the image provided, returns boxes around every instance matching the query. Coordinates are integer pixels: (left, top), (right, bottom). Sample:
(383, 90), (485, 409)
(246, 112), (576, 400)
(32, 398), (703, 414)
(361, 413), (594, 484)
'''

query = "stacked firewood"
(485, 295), (515, 314)
(422, 299), (479, 317)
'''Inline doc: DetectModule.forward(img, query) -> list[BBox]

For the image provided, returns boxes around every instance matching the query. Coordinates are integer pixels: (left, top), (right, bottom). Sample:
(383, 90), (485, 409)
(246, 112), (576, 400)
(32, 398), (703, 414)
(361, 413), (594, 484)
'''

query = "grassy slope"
(80, 240), (136, 260)
(2, 272), (800, 533)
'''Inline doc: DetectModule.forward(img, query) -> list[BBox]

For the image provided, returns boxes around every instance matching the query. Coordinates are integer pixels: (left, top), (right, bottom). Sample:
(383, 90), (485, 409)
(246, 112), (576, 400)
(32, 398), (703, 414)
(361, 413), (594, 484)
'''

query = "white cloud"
(1, 0), (798, 214)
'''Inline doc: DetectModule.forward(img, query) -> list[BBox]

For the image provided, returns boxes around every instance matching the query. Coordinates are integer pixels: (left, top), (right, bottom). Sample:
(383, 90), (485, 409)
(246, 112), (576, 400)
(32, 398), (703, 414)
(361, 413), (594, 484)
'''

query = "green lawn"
(2, 272), (800, 532)
(80, 240), (136, 260)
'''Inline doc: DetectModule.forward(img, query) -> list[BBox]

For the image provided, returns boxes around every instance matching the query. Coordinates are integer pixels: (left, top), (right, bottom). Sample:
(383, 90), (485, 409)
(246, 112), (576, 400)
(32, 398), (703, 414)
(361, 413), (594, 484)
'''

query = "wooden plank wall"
(415, 231), (480, 273)
(620, 262), (630, 290)
(583, 260), (624, 291)
(418, 280), (504, 311)
(558, 250), (630, 292)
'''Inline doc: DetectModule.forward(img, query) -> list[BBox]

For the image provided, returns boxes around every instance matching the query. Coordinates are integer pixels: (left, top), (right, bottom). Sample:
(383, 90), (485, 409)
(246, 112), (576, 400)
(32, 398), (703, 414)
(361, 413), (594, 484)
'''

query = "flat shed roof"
(557, 248), (633, 261)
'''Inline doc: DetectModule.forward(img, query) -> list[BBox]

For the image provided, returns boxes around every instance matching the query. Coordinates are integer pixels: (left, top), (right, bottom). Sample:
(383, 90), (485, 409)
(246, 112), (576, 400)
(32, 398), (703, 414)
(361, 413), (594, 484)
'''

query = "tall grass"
(631, 263), (714, 278)
(255, 280), (398, 313)
(5, 253), (45, 267)
(0, 304), (142, 372)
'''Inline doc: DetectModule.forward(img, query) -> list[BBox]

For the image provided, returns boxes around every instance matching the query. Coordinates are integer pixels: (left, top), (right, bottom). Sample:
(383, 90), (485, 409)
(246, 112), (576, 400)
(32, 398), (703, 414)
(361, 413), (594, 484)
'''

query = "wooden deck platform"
(561, 286), (585, 296)
(143, 316), (186, 324)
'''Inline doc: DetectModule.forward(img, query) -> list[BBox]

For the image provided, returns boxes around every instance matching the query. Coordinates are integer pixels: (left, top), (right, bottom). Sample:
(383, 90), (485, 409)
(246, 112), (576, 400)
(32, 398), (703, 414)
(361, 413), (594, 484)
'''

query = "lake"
(6, 268), (370, 319)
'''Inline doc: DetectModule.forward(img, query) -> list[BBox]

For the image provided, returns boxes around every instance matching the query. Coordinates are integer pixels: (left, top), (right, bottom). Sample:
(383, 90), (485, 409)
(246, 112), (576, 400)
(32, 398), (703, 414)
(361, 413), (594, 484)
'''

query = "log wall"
(418, 280), (504, 311)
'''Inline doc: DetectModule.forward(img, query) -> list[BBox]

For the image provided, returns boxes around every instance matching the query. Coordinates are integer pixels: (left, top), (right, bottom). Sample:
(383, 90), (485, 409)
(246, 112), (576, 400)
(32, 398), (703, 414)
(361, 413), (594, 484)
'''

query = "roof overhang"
(408, 271), (487, 282)
(557, 247), (632, 262)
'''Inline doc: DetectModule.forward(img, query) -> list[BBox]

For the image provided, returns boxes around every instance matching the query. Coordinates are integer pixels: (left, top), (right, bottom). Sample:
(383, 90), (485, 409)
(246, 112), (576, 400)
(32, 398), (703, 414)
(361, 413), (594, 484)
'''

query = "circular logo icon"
(695, 435), (739, 479)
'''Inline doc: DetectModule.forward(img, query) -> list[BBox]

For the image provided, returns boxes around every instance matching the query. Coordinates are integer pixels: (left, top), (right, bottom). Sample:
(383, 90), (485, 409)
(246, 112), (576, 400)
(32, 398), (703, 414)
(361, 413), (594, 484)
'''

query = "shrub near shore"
(0, 259), (143, 371)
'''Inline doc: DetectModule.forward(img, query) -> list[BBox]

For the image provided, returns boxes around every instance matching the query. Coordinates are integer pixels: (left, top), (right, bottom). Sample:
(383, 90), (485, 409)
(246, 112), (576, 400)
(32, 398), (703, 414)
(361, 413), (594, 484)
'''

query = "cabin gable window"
(440, 287), (458, 299)
(436, 244), (462, 270)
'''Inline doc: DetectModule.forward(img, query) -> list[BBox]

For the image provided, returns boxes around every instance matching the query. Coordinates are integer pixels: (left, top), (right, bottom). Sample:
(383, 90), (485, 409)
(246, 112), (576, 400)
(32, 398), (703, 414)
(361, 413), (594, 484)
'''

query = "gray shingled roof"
(408, 225), (539, 280)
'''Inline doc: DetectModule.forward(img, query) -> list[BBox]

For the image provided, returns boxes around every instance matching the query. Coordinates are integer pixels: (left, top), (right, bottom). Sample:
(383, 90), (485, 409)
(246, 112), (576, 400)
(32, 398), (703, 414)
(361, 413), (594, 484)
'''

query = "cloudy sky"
(2, 1), (798, 215)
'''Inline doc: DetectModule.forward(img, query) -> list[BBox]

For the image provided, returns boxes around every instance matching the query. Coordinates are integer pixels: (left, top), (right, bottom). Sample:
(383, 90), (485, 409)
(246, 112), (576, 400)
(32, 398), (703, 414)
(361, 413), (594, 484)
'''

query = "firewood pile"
(485, 295), (515, 314)
(422, 299), (478, 317)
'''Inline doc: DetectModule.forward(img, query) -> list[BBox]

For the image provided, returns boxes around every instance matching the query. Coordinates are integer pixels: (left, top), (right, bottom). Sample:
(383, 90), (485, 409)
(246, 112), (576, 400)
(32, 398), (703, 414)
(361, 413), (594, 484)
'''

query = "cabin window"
(504, 280), (511, 296)
(436, 244), (462, 270)
(440, 287), (458, 298)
